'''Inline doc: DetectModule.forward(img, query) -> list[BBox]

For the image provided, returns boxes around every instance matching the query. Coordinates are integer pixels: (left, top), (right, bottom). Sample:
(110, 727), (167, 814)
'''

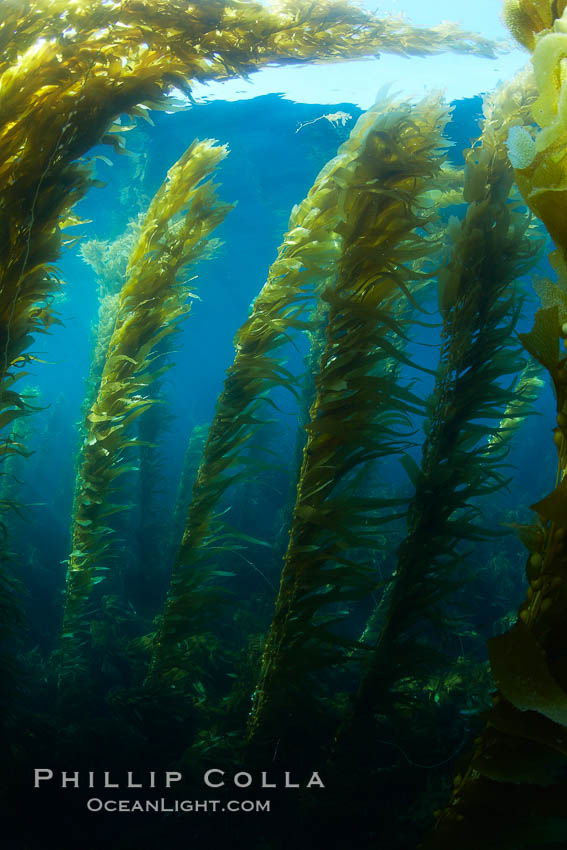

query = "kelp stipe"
(59, 141), (233, 686)
(425, 310), (567, 850)
(246, 94), (451, 758)
(424, 7), (567, 847)
(169, 423), (209, 564)
(502, 0), (567, 49)
(332, 74), (541, 763)
(146, 120), (347, 689)
(0, 0), (494, 521)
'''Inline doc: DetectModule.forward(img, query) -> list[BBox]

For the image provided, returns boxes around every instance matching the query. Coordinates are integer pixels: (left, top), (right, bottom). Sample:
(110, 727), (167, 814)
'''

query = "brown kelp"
(169, 422), (210, 563)
(425, 6), (567, 847)
(0, 0), (500, 89)
(332, 74), (541, 759)
(246, 93), (451, 754)
(79, 219), (143, 414)
(146, 118), (345, 689)
(488, 359), (544, 450)
(0, 0), (502, 701)
(502, 0), (567, 49)
(59, 140), (233, 680)
(0, 0), (499, 487)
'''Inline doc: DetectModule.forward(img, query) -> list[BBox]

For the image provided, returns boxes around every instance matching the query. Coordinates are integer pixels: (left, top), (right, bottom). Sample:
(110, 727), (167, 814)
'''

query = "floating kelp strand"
(59, 140), (233, 687)
(246, 93), (450, 757)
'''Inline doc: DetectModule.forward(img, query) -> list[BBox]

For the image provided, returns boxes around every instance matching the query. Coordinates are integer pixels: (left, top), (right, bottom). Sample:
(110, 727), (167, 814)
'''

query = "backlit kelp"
(425, 6), (567, 848)
(502, 0), (567, 50)
(0, 0), (503, 709)
(0, 0), (501, 87)
(146, 115), (345, 689)
(6, 1), (567, 849)
(246, 93), (451, 755)
(332, 73), (541, 758)
(0, 0), (499, 487)
(488, 359), (544, 450)
(59, 140), (233, 681)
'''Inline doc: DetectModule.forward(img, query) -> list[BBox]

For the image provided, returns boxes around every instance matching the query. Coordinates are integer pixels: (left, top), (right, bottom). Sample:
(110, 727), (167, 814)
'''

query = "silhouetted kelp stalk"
(426, 5), (567, 847)
(245, 93), (451, 754)
(59, 140), (234, 684)
(330, 74), (542, 761)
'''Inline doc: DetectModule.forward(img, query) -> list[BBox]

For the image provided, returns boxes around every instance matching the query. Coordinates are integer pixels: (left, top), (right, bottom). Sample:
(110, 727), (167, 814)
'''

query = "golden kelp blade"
(505, 10), (567, 261)
(246, 93), (451, 753)
(502, 0), (567, 49)
(332, 72), (540, 768)
(0, 0), (501, 481)
(59, 140), (234, 682)
(423, 15), (567, 845)
(488, 360), (544, 448)
(146, 106), (350, 689)
(0, 0), (501, 84)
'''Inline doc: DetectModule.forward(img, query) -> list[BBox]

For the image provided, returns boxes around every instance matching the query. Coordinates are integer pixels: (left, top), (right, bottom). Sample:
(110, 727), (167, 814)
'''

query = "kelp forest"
(2, 0), (567, 848)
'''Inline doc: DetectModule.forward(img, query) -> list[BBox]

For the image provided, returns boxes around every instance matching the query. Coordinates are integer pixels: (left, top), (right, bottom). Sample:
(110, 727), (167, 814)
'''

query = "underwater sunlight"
(2, 1), (567, 848)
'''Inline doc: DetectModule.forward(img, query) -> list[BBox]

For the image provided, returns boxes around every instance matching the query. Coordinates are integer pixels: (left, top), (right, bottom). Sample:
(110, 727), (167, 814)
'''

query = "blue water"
(11, 90), (555, 652)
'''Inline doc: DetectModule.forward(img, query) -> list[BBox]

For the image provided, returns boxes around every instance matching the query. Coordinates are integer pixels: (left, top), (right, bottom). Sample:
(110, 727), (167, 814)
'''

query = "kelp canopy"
(0, 0), (502, 496)
(3, 2), (567, 850)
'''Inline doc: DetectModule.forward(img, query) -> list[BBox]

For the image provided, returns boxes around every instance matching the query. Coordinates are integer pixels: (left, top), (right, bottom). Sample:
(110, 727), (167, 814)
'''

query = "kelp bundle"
(1, 0), (500, 89)
(146, 93), (449, 695)
(0, 0), (502, 697)
(333, 74), (541, 757)
(0, 0), (500, 484)
(246, 94), (451, 754)
(59, 140), (233, 679)
(502, 0), (567, 49)
(425, 6), (567, 848)
(146, 119), (347, 688)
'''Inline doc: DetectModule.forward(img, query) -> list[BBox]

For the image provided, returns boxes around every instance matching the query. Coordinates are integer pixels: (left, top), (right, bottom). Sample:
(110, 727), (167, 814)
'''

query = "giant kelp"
(0, 0), (503, 701)
(60, 140), (233, 680)
(332, 73), (541, 758)
(2, 2), (562, 848)
(146, 114), (345, 688)
(246, 94), (451, 755)
(502, 0), (567, 50)
(0, 0), (500, 86)
(425, 6), (567, 848)
(0, 0), (499, 483)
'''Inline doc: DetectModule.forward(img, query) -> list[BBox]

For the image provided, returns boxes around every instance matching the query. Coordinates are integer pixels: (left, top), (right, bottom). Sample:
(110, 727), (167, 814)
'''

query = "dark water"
(1, 91), (557, 849)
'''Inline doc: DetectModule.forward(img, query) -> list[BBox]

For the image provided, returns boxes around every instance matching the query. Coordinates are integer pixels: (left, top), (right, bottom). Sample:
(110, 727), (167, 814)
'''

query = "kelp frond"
(506, 9), (567, 260)
(502, 0), (567, 50)
(488, 359), (544, 449)
(425, 15), (567, 847)
(425, 306), (567, 850)
(146, 98), (352, 688)
(0, 0), (501, 89)
(332, 71), (541, 758)
(59, 140), (233, 682)
(0, 0), (499, 483)
(246, 93), (451, 753)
